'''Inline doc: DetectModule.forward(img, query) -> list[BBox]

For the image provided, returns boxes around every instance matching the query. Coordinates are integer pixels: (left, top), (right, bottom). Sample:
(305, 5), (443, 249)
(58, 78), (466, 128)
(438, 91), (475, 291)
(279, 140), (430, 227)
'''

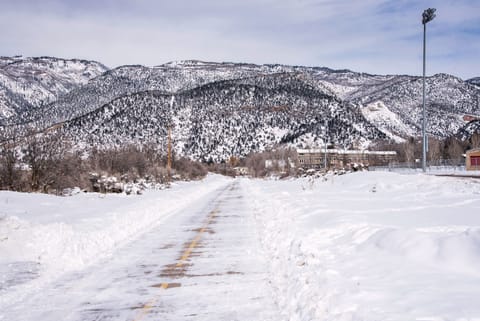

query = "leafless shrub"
(0, 129), (21, 190)
(444, 137), (465, 162)
(22, 131), (70, 192)
(427, 137), (443, 162)
(173, 157), (208, 180)
(50, 152), (90, 193)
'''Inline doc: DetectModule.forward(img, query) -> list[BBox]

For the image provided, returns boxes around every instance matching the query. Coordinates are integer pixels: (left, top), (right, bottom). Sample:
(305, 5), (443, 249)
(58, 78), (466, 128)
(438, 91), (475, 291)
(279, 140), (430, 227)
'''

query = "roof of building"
(466, 148), (480, 154)
(297, 148), (397, 156)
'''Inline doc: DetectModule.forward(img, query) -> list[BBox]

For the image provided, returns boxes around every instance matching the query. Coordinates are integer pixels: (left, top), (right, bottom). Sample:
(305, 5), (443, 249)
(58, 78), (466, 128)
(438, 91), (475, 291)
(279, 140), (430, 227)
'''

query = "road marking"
(133, 208), (218, 321)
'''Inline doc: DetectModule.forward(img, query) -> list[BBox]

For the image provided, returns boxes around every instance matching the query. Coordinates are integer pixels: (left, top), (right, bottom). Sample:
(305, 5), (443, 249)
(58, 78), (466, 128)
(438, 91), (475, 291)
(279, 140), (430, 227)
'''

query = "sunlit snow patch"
(361, 101), (414, 142)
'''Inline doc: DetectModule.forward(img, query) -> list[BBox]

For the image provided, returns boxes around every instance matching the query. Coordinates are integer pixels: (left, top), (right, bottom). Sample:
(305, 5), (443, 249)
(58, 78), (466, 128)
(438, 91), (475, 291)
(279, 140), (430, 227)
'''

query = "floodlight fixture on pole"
(421, 7), (436, 172)
(422, 8), (436, 24)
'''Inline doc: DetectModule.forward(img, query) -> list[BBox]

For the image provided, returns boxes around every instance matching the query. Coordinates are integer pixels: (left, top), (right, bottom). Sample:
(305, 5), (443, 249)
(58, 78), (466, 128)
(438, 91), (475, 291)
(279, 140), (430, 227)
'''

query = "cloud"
(1, 0), (479, 79)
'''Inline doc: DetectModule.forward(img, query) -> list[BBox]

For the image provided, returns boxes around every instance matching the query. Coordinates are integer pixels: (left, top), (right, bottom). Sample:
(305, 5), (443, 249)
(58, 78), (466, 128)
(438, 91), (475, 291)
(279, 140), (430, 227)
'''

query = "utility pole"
(167, 126), (172, 183)
(421, 8), (436, 172)
(167, 95), (175, 184)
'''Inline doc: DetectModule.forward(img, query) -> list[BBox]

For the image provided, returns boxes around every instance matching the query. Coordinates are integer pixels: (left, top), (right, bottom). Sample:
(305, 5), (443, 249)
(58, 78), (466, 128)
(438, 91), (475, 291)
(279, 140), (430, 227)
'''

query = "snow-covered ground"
(0, 175), (231, 309)
(244, 172), (480, 321)
(1, 172), (480, 321)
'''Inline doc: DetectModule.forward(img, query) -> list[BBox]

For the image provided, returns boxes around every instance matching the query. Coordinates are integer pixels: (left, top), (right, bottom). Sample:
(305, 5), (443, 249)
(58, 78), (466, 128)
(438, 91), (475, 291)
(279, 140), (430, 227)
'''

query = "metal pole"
(422, 21), (427, 172)
(421, 8), (436, 172)
(324, 120), (328, 169)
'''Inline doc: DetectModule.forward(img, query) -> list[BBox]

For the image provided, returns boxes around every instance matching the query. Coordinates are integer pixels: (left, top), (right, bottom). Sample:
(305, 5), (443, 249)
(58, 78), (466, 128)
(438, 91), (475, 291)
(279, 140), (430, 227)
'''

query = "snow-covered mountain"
(457, 119), (480, 140)
(59, 73), (385, 161)
(467, 77), (480, 85)
(2, 57), (479, 160)
(0, 56), (108, 123)
(19, 61), (282, 126)
(351, 73), (480, 140)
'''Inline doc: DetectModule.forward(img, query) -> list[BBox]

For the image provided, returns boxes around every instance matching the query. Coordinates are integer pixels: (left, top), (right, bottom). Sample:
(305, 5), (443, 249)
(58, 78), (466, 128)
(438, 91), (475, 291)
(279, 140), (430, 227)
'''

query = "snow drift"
(244, 172), (480, 321)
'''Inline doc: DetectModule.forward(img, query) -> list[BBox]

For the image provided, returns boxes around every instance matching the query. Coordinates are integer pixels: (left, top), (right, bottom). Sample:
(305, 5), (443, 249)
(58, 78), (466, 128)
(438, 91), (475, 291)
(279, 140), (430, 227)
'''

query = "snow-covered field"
(244, 172), (480, 321)
(1, 172), (480, 321)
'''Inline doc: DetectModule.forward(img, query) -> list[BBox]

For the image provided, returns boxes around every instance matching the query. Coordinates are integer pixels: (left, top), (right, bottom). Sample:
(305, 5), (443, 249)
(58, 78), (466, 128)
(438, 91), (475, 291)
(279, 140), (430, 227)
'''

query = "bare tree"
(245, 152), (267, 177)
(427, 137), (442, 165)
(403, 137), (416, 164)
(22, 132), (67, 192)
(471, 133), (480, 149)
(445, 137), (465, 164)
(50, 152), (90, 193)
(0, 129), (21, 190)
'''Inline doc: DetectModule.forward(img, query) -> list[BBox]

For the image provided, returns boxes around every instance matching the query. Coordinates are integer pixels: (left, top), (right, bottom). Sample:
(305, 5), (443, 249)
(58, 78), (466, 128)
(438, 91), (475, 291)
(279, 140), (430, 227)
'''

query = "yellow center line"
(133, 208), (218, 321)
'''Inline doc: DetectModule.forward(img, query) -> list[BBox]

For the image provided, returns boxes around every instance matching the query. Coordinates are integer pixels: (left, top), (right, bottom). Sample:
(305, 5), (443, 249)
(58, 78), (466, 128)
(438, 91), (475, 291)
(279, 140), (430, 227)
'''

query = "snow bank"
(0, 174), (231, 307)
(243, 172), (480, 321)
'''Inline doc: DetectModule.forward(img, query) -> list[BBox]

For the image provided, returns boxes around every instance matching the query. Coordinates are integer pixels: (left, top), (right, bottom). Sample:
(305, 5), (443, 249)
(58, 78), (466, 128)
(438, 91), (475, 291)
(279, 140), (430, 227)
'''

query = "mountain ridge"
(0, 56), (108, 124)
(1, 56), (479, 161)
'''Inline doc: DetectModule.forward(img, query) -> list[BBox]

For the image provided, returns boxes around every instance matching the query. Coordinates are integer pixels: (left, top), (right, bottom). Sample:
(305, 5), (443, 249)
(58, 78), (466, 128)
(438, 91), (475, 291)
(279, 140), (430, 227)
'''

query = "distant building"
(466, 148), (480, 171)
(297, 148), (397, 169)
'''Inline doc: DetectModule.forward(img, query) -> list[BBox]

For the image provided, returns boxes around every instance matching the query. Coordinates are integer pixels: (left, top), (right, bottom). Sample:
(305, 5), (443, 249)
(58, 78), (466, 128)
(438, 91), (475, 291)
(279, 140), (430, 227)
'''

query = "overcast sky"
(1, 0), (479, 79)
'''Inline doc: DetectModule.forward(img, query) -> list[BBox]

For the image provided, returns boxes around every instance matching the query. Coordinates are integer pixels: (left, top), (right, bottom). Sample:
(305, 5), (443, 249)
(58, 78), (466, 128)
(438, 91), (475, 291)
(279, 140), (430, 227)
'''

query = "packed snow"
(1, 172), (480, 321)
(0, 175), (231, 309)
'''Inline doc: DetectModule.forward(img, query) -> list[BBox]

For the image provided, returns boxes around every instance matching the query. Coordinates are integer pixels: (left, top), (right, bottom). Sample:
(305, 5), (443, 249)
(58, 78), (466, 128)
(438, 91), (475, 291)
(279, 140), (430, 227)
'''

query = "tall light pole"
(421, 8), (436, 172)
(324, 119), (328, 169)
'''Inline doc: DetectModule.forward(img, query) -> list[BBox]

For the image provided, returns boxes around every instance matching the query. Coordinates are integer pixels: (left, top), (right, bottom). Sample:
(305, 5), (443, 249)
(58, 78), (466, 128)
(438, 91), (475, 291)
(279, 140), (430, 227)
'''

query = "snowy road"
(2, 181), (280, 321)
(3, 172), (480, 321)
